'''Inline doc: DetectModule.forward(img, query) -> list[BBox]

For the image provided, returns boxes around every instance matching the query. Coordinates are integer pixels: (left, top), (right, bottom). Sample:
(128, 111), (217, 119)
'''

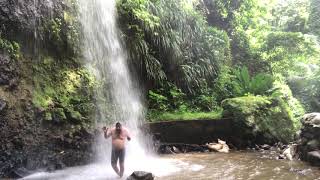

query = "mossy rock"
(222, 95), (296, 144)
(67, 109), (82, 123)
(52, 108), (67, 123)
(44, 112), (53, 121)
(32, 55), (96, 125)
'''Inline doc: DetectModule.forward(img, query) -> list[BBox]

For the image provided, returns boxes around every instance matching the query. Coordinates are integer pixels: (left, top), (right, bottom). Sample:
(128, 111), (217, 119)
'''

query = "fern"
(234, 66), (274, 96)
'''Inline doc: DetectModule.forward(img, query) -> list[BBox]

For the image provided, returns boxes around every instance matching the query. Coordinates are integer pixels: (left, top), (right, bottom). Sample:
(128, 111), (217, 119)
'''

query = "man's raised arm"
(102, 127), (111, 139)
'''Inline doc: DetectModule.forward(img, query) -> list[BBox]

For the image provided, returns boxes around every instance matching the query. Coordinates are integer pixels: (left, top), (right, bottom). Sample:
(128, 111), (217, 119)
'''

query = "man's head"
(115, 122), (122, 131)
(115, 122), (122, 135)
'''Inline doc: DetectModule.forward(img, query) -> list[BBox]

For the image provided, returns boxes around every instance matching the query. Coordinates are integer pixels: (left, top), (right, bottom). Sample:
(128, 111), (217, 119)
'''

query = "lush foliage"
(233, 66), (274, 96)
(0, 36), (20, 59)
(117, 0), (231, 92)
(6, 0), (317, 140)
(115, 0), (320, 135)
(222, 95), (299, 143)
(32, 55), (95, 124)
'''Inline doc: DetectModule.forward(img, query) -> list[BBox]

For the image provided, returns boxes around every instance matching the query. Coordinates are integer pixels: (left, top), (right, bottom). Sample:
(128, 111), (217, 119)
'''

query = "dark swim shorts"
(111, 148), (125, 164)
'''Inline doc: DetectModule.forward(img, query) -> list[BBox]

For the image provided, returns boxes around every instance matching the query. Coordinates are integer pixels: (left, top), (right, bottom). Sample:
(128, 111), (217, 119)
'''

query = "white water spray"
(78, 0), (155, 168)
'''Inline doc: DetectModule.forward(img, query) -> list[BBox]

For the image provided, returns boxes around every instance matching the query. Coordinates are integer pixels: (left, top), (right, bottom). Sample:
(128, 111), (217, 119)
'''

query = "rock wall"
(0, 0), (97, 178)
(297, 113), (320, 166)
(148, 119), (238, 145)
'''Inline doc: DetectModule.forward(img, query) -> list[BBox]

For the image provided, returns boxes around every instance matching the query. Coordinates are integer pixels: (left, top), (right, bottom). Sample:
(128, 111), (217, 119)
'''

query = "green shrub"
(148, 82), (219, 113)
(233, 66), (274, 96)
(148, 90), (169, 111)
(222, 95), (297, 143)
(0, 37), (20, 59)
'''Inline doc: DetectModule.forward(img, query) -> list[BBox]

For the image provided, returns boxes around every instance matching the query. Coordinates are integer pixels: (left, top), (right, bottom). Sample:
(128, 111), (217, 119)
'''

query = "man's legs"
(111, 149), (120, 176)
(119, 162), (124, 177)
(119, 149), (126, 177)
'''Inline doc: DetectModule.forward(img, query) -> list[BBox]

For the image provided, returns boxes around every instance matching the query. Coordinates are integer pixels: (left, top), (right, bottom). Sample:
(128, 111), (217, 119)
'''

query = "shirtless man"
(102, 122), (131, 177)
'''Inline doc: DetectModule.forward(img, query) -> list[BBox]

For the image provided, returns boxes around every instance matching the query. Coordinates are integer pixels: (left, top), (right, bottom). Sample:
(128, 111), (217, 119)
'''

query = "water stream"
(22, 151), (320, 180)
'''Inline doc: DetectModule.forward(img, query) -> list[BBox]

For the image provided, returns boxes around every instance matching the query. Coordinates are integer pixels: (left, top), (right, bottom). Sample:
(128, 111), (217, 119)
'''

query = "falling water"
(78, 0), (155, 165)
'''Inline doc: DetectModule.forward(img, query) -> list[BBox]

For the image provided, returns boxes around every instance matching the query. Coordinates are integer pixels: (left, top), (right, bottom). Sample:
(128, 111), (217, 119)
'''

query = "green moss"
(52, 108), (67, 122)
(32, 55), (96, 124)
(43, 0), (81, 56)
(44, 112), (53, 121)
(0, 36), (20, 59)
(67, 109), (82, 123)
(271, 81), (305, 130)
(147, 109), (222, 122)
(48, 18), (63, 47)
(222, 95), (297, 143)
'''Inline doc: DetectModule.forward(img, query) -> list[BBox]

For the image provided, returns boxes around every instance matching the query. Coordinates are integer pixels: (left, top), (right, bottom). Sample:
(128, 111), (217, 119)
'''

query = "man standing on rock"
(103, 122), (131, 178)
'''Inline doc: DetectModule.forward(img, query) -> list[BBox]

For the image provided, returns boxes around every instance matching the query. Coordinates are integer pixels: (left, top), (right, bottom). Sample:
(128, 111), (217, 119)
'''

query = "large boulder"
(222, 96), (298, 147)
(297, 113), (320, 166)
(307, 151), (320, 166)
(302, 113), (320, 128)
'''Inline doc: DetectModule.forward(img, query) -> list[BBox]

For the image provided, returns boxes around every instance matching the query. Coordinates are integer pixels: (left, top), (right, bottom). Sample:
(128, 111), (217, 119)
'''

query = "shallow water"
(160, 152), (320, 180)
(22, 151), (320, 180)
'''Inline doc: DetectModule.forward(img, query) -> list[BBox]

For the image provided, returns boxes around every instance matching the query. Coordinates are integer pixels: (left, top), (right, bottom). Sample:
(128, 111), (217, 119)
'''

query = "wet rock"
(68, 110), (82, 123)
(126, 171), (154, 180)
(0, 53), (16, 86)
(277, 154), (285, 160)
(10, 167), (31, 178)
(158, 143), (209, 154)
(0, 99), (7, 112)
(261, 144), (271, 150)
(297, 113), (320, 165)
(306, 139), (320, 151)
(160, 146), (174, 154)
(8, 78), (19, 90)
(0, 0), (64, 42)
(172, 146), (181, 153)
(307, 151), (320, 166)
(206, 139), (229, 153)
(282, 144), (297, 160)
(302, 113), (320, 127)
(52, 108), (67, 123)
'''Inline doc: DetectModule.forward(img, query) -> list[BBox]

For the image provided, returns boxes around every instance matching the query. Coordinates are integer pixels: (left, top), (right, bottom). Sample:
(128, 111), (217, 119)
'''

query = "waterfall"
(22, 0), (182, 179)
(78, 0), (153, 164)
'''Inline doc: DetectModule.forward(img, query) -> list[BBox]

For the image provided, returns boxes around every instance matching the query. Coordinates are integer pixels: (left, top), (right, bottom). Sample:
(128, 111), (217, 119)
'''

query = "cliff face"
(0, 1), (97, 177)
